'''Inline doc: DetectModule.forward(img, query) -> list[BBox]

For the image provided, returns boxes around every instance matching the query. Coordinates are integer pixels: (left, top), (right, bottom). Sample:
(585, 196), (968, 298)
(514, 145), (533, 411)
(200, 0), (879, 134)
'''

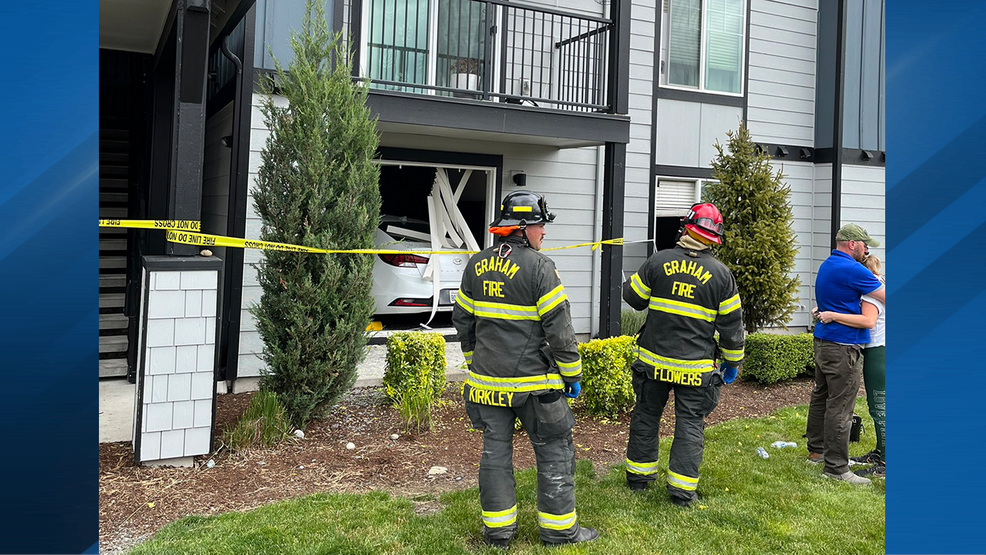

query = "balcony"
(346, 0), (630, 147)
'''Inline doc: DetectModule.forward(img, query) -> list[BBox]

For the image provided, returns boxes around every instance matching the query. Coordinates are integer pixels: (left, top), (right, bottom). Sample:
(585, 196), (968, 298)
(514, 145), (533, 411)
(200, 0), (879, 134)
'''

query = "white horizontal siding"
(746, 0), (817, 146)
(841, 165), (886, 271)
(773, 161), (814, 327)
(239, 93), (288, 377)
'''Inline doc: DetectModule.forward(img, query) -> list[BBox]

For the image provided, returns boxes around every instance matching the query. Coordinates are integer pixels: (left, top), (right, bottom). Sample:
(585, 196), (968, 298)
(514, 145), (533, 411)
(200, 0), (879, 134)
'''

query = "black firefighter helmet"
(489, 191), (556, 235)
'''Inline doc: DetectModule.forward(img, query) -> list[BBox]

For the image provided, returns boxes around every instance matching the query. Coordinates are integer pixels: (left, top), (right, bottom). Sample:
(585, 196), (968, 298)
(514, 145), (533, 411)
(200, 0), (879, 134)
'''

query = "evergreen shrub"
(741, 332), (814, 385)
(706, 124), (801, 333)
(250, 0), (381, 427)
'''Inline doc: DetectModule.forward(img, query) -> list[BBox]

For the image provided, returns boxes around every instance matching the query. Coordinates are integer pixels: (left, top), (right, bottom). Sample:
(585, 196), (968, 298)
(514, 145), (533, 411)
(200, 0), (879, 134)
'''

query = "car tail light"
(391, 298), (431, 307)
(378, 253), (429, 267)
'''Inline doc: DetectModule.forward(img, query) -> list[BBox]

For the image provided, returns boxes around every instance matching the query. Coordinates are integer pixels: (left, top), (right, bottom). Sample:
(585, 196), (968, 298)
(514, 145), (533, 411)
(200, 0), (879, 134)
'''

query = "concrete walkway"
(99, 334), (468, 443)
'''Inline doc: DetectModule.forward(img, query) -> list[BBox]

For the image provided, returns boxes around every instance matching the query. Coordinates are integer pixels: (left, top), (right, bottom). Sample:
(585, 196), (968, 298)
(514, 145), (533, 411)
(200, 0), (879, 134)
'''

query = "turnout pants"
(464, 391), (581, 543)
(806, 338), (863, 474)
(625, 367), (723, 504)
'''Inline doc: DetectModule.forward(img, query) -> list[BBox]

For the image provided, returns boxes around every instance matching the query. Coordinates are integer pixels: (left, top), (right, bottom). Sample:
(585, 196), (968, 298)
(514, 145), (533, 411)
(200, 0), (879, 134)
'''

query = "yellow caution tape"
(164, 229), (476, 255)
(543, 238), (624, 252)
(99, 219), (201, 231)
(99, 220), (631, 256)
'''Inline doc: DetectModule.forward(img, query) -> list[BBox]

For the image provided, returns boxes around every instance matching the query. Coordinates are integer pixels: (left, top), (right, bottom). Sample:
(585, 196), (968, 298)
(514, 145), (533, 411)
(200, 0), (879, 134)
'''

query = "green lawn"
(130, 399), (884, 554)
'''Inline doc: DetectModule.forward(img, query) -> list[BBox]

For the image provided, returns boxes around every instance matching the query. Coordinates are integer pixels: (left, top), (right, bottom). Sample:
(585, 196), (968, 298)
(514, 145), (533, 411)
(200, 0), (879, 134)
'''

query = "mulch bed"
(99, 377), (815, 553)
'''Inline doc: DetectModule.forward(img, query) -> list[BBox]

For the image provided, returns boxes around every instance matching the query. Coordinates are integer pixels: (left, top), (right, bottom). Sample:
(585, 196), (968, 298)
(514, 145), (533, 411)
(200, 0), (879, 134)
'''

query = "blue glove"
(563, 381), (582, 399)
(721, 364), (738, 384)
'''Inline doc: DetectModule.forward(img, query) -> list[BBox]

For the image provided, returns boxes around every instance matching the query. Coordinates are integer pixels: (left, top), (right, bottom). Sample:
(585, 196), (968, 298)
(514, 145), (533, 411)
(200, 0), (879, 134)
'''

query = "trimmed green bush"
(384, 332), (447, 432)
(741, 332), (814, 385)
(621, 309), (646, 337)
(577, 336), (638, 418)
(224, 390), (292, 452)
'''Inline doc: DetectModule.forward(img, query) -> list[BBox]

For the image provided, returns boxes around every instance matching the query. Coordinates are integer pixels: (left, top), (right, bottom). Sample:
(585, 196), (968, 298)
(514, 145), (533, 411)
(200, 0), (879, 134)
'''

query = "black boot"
(628, 481), (648, 492)
(483, 535), (511, 549)
(542, 525), (599, 546)
(670, 496), (694, 508)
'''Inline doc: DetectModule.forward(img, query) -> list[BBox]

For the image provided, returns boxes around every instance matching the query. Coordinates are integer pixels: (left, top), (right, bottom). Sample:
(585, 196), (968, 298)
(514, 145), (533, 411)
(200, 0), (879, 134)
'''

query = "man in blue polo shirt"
(807, 223), (886, 485)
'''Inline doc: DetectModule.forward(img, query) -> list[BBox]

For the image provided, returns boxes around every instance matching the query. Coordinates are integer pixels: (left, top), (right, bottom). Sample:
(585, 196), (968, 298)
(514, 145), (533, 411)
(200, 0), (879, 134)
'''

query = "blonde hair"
(863, 255), (882, 277)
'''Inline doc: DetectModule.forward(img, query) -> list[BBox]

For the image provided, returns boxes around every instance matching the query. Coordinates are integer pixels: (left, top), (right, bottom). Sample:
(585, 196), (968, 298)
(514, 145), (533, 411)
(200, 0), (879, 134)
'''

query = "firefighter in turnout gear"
(453, 191), (599, 548)
(623, 202), (745, 507)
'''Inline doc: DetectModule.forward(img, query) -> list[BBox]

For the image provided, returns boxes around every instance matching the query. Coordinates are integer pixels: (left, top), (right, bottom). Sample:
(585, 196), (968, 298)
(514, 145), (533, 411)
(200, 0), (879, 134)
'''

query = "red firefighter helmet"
(683, 203), (724, 244)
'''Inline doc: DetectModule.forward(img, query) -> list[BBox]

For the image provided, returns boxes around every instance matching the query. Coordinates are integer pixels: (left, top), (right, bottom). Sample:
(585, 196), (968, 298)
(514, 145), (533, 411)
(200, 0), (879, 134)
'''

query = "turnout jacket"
(453, 235), (582, 406)
(623, 242), (745, 386)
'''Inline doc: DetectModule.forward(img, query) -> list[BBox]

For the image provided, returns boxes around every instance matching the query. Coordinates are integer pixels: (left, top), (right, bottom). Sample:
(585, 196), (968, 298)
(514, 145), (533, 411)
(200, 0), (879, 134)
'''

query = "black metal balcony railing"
(350, 0), (615, 113)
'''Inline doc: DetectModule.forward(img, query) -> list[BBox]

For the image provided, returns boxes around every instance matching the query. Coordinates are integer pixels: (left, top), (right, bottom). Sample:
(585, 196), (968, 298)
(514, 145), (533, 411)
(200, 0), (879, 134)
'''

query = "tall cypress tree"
(706, 124), (800, 334)
(250, 0), (381, 427)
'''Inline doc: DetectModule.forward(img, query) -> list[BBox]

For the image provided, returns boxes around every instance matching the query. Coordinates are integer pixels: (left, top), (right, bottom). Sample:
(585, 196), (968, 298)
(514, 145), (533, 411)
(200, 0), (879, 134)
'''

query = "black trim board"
(742, 0), (752, 123)
(142, 255), (223, 272)
(653, 165), (714, 180)
(657, 87), (744, 107)
(814, 147), (885, 167)
(366, 90), (630, 146)
(132, 265), (150, 463)
(754, 142), (816, 162)
(831, 0), (847, 251)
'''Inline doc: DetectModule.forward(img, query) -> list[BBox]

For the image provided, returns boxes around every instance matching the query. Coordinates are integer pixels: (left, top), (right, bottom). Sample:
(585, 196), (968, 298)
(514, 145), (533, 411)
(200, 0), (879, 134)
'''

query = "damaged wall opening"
(378, 163), (493, 250)
(371, 159), (498, 318)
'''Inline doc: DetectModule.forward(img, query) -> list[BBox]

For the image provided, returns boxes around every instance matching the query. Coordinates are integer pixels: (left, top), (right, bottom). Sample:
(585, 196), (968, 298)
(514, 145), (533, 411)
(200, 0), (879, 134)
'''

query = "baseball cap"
(836, 223), (880, 248)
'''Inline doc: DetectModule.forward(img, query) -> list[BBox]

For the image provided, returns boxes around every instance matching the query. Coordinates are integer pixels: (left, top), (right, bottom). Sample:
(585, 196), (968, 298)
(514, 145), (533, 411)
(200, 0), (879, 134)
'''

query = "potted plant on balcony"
(449, 57), (481, 98)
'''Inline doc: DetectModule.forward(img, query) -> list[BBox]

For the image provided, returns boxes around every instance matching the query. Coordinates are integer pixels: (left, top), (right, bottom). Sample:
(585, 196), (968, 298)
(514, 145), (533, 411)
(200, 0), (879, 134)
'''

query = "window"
(661, 0), (745, 95)
(362, 0), (488, 94)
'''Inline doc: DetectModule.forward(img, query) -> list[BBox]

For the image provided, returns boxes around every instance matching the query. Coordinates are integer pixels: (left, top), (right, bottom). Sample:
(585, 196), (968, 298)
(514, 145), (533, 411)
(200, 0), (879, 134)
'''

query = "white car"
(371, 216), (469, 316)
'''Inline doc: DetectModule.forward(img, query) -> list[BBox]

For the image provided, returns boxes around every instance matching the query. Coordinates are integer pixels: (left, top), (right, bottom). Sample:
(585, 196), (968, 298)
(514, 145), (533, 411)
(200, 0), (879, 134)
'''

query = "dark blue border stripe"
(0, 0), (98, 553)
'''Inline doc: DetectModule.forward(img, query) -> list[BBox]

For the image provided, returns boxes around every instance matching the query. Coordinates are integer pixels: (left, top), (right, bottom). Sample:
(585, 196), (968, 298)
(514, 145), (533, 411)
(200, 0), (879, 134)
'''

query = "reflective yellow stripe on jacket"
(637, 345), (714, 374)
(719, 293), (741, 315)
(456, 289), (476, 314)
(457, 289), (540, 321)
(648, 296), (717, 322)
(555, 358), (582, 378)
(629, 272), (651, 301)
(466, 371), (564, 392)
(720, 346), (744, 363)
(536, 284), (568, 316)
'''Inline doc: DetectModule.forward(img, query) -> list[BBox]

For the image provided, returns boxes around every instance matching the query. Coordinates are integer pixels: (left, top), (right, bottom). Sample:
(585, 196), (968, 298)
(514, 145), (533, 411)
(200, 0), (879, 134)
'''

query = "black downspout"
(830, 0), (846, 250)
(218, 35), (242, 386)
(217, 4), (256, 386)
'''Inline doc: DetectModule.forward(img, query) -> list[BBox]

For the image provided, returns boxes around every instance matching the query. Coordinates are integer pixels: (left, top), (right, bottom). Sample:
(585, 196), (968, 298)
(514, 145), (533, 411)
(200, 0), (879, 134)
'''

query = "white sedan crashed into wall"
(371, 216), (467, 315)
